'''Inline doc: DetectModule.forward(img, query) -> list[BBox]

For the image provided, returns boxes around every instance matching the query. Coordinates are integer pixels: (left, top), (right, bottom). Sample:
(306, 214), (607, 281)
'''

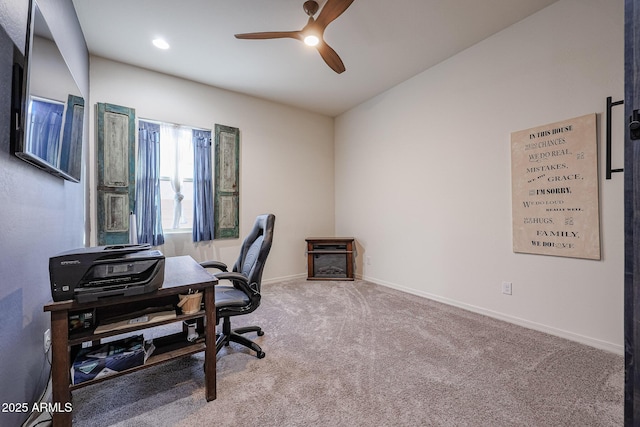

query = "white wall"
(0, 0), (88, 425)
(335, 0), (624, 353)
(88, 57), (335, 281)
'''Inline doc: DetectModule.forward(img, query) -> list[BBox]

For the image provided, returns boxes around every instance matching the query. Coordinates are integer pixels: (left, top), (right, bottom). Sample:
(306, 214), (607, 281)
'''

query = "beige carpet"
(71, 279), (623, 426)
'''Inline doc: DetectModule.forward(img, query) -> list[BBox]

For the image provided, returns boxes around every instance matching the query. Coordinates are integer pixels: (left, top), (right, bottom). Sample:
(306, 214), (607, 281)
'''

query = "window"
(138, 119), (210, 235)
(136, 119), (238, 244)
(158, 124), (196, 231)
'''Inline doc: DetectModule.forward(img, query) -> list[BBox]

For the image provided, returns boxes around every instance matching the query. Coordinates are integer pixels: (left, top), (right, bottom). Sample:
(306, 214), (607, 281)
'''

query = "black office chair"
(200, 213), (275, 359)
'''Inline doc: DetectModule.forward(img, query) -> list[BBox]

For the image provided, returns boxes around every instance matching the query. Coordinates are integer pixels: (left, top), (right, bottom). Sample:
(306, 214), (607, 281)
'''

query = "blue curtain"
(192, 129), (214, 242)
(28, 98), (64, 166)
(136, 121), (164, 246)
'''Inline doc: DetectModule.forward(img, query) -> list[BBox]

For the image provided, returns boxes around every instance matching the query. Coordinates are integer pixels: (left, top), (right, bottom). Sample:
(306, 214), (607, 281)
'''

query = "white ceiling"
(72, 0), (558, 117)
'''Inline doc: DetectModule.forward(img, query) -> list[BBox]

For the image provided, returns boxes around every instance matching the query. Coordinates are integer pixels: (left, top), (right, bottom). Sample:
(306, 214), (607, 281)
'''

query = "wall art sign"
(510, 113), (600, 260)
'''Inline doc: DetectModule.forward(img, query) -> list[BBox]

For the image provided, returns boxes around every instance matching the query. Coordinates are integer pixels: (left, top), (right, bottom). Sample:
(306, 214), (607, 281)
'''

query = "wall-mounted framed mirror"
(11, 0), (84, 182)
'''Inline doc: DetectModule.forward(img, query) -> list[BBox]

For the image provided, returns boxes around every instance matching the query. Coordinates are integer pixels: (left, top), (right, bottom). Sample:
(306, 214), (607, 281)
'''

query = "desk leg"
(204, 286), (216, 401)
(50, 310), (72, 427)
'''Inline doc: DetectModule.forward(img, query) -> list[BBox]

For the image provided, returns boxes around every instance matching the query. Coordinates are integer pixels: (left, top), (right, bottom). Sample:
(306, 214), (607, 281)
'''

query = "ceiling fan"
(234, 0), (356, 74)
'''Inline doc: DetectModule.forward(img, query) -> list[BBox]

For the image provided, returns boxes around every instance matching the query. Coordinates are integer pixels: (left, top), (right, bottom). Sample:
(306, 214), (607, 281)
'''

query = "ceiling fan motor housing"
(303, 0), (319, 17)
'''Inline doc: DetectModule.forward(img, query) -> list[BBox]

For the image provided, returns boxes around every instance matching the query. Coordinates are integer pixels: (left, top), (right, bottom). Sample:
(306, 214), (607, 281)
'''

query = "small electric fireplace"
(306, 237), (355, 280)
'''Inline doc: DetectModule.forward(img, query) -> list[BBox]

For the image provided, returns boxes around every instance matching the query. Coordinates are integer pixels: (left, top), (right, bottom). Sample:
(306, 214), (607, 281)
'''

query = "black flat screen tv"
(11, 0), (84, 183)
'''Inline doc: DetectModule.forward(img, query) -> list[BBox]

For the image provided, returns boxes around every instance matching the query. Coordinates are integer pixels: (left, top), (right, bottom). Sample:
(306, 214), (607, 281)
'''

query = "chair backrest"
(231, 214), (275, 292)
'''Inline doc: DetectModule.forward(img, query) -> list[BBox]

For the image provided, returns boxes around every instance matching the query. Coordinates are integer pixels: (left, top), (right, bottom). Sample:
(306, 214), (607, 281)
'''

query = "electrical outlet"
(44, 329), (52, 353)
(366, 256), (371, 265)
(502, 281), (512, 295)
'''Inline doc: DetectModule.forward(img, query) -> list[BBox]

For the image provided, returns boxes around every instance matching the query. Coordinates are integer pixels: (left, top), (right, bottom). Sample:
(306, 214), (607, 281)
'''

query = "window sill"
(163, 228), (192, 235)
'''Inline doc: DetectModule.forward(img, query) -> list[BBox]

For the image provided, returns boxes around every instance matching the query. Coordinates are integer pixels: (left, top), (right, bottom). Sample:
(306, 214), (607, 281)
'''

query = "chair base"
(216, 317), (265, 359)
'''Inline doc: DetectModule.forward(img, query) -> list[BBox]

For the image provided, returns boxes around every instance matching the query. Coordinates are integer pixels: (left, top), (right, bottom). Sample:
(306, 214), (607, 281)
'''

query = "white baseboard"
(359, 274), (623, 356)
(262, 273), (307, 285)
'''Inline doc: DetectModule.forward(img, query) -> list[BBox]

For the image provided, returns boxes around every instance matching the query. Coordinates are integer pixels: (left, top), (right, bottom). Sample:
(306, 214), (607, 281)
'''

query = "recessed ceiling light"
(152, 38), (170, 50)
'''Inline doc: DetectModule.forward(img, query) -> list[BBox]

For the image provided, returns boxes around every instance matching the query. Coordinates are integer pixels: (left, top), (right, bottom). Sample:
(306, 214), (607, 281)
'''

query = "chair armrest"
(214, 271), (246, 282)
(215, 272), (259, 295)
(200, 260), (228, 272)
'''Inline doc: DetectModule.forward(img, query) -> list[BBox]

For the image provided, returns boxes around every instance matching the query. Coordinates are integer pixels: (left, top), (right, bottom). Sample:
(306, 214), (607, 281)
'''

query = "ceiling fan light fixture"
(304, 34), (320, 46)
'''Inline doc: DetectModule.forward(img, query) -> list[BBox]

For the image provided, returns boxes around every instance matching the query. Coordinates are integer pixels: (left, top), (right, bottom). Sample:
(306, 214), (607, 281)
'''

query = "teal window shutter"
(96, 102), (136, 245)
(214, 124), (239, 239)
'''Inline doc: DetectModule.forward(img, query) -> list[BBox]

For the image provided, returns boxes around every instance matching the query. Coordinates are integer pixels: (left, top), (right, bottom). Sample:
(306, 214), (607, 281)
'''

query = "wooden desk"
(44, 256), (217, 426)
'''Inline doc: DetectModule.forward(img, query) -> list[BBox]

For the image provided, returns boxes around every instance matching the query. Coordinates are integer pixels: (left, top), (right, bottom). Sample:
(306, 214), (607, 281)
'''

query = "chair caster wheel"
(257, 351), (265, 359)
(257, 330), (264, 336)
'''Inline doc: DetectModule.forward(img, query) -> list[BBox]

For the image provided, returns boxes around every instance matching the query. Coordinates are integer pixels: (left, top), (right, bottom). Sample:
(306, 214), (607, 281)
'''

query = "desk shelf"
(68, 310), (206, 346)
(69, 332), (206, 391)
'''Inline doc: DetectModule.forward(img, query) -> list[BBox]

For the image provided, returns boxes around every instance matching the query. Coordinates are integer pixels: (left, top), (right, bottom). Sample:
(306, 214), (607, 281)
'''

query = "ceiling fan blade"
(315, 0), (355, 30)
(316, 41), (346, 74)
(235, 31), (302, 41)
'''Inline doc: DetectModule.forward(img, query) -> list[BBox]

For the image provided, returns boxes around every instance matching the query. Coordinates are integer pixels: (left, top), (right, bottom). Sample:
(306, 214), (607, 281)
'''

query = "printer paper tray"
(75, 282), (160, 303)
